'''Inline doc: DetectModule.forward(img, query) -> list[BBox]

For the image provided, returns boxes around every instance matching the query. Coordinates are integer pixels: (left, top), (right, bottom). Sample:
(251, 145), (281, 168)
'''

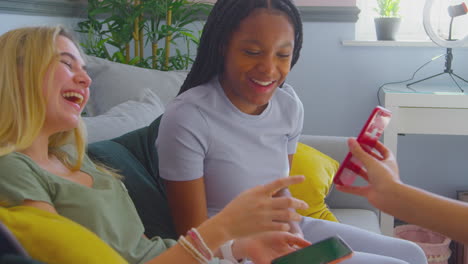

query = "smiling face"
(219, 8), (295, 115)
(42, 35), (91, 134)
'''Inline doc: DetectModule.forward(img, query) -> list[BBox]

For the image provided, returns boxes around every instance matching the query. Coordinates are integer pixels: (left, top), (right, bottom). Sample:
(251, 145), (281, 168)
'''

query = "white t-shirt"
(156, 77), (304, 216)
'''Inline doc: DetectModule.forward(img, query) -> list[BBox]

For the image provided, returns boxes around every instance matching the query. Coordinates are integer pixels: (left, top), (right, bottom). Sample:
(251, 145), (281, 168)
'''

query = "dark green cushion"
(0, 255), (44, 264)
(87, 116), (177, 239)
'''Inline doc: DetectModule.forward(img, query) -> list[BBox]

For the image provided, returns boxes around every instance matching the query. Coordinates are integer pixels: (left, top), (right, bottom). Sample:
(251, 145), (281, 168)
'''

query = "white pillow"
(84, 56), (187, 116)
(83, 89), (164, 143)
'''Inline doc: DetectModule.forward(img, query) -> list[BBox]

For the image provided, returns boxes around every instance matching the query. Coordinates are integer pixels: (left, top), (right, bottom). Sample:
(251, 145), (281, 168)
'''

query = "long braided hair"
(178, 0), (303, 95)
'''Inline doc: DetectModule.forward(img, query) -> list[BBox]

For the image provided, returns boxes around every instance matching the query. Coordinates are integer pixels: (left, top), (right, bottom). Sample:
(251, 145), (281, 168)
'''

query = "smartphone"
(333, 106), (392, 186)
(271, 235), (353, 264)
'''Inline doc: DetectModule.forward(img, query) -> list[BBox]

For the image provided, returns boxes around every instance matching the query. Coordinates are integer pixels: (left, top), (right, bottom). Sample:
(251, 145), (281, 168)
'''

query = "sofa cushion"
(0, 255), (44, 264)
(87, 116), (177, 240)
(0, 206), (127, 264)
(84, 56), (185, 116)
(83, 89), (164, 143)
(289, 143), (339, 222)
(331, 209), (381, 234)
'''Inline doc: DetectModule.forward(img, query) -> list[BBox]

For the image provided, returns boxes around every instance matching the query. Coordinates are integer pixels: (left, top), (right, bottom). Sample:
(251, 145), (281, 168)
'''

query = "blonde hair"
(0, 26), (86, 171)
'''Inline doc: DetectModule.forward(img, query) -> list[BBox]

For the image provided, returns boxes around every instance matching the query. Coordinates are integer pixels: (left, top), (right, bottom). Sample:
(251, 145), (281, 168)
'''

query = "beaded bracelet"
(178, 235), (209, 264)
(187, 228), (214, 260)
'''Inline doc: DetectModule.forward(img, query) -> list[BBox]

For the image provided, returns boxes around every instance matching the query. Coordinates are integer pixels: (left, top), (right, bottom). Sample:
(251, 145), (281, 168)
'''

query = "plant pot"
(374, 17), (401, 41)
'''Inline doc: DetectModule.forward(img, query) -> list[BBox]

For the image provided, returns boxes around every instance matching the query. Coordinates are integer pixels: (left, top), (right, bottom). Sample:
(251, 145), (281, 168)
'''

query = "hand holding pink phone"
(333, 106), (392, 186)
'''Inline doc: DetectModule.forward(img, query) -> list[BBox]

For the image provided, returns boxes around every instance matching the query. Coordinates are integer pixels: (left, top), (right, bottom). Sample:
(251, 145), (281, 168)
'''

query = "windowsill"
(343, 40), (468, 48)
(342, 40), (440, 47)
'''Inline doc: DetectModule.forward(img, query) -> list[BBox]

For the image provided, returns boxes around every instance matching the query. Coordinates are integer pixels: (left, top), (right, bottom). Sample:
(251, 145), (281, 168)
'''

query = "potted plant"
(374, 0), (401, 41)
(76, 0), (212, 71)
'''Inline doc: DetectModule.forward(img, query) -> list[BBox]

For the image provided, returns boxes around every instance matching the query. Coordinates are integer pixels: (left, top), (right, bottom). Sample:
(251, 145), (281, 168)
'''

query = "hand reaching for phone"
(336, 138), (402, 208)
(211, 175), (309, 240)
(233, 231), (311, 264)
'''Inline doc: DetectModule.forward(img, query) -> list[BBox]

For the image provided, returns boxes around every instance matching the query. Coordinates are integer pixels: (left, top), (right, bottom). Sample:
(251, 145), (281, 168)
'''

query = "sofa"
(82, 56), (382, 239)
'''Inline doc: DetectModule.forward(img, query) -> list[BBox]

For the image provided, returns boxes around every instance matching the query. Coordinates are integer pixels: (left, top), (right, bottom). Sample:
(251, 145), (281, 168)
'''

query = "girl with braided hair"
(157, 0), (428, 263)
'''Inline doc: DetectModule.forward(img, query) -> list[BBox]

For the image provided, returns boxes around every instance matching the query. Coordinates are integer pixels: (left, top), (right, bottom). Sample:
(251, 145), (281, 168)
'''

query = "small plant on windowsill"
(374, 0), (401, 41)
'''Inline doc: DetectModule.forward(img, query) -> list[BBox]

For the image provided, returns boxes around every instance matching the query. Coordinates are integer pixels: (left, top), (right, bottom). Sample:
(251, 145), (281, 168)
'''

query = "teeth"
(252, 79), (274, 86)
(62, 92), (84, 104)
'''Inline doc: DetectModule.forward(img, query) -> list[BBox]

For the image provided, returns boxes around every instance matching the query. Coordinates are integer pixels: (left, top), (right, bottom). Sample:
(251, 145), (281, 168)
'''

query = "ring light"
(423, 0), (468, 48)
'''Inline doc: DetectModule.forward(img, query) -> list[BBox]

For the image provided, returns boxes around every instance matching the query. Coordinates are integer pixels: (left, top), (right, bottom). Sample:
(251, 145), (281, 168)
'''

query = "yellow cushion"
(0, 206), (127, 264)
(289, 142), (339, 222)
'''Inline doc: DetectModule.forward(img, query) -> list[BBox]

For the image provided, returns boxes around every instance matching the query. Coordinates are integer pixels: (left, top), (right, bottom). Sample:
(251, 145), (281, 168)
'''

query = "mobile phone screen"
(271, 236), (353, 264)
(333, 106), (392, 186)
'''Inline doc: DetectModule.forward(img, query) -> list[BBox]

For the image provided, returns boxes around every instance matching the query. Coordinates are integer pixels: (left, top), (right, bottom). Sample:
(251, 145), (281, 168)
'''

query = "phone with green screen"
(271, 235), (353, 264)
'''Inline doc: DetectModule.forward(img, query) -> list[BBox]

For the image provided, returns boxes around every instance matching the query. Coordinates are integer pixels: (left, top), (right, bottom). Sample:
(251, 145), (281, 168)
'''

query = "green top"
(0, 146), (183, 264)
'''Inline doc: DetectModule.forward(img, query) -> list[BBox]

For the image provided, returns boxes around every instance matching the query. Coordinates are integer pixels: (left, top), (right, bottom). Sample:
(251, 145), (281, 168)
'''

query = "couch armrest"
(298, 135), (378, 215)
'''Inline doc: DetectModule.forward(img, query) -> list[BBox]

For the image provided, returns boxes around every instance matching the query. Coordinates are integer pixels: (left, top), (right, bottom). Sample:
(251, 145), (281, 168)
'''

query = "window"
(356, 0), (467, 41)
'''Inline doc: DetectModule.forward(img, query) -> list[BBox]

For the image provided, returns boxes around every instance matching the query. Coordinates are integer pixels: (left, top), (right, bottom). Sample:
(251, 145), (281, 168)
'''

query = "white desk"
(380, 84), (468, 236)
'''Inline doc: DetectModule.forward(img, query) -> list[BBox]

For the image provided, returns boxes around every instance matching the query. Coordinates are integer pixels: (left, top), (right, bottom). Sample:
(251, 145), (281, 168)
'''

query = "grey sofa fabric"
(299, 135), (381, 234)
(331, 209), (381, 234)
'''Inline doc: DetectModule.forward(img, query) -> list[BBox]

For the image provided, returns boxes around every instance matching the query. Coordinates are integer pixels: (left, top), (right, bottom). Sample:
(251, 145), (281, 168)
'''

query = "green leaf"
(375, 0), (401, 17)
(128, 57), (141, 65)
(89, 7), (112, 17)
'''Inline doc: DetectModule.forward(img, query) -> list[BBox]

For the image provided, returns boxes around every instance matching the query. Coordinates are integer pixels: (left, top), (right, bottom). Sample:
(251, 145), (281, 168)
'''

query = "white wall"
(0, 13), (82, 34)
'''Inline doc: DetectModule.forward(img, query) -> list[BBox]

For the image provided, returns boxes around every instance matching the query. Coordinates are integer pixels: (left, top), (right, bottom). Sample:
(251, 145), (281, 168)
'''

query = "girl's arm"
(338, 138), (468, 244)
(21, 176), (310, 264)
(375, 182), (468, 245)
(165, 178), (208, 235)
(146, 216), (229, 264)
(152, 176), (310, 263)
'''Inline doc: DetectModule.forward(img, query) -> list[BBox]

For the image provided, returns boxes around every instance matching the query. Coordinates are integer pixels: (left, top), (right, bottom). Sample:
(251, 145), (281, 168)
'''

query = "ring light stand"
(406, 0), (468, 91)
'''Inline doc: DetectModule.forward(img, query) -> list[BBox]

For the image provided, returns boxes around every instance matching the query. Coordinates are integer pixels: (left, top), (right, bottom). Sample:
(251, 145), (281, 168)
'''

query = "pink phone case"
(333, 106), (392, 186)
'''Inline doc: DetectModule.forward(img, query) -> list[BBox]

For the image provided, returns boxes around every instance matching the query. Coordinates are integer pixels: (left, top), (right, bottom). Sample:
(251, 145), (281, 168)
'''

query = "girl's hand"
(213, 176), (308, 239)
(233, 231), (311, 264)
(336, 138), (401, 207)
